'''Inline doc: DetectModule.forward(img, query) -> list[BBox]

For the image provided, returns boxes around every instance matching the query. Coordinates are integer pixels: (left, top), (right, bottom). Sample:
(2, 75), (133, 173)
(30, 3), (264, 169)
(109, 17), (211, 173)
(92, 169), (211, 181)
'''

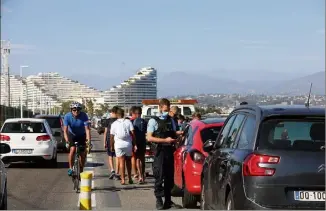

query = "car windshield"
(1, 122), (46, 133)
(258, 117), (325, 151)
(200, 126), (222, 143)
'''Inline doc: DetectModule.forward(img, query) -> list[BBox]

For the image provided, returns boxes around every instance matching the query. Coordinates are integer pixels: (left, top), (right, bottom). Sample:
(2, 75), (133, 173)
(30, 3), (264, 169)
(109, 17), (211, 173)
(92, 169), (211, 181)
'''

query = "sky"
(1, 0), (325, 85)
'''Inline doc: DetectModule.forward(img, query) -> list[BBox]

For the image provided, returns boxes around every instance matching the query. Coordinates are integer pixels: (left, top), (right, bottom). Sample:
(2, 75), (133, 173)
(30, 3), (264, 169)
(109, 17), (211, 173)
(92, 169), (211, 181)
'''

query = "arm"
(83, 113), (91, 142)
(110, 134), (115, 151)
(103, 127), (108, 148)
(128, 120), (136, 146)
(63, 115), (70, 143)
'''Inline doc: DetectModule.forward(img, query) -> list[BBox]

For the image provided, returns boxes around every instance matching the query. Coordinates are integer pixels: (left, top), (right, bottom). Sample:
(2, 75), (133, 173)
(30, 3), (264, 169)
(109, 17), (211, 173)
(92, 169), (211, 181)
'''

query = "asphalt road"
(6, 129), (190, 210)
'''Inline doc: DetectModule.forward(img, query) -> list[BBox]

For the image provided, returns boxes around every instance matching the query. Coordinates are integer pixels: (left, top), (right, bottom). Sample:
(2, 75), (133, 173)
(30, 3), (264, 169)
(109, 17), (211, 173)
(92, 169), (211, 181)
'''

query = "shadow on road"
(6, 161), (69, 169)
(90, 149), (106, 153)
(93, 184), (154, 193)
(85, 162), (104, 168)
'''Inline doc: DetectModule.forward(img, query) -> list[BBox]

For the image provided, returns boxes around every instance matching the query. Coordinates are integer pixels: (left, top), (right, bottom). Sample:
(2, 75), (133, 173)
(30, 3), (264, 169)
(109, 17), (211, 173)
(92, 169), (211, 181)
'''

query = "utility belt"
(150, 142), (175, 156)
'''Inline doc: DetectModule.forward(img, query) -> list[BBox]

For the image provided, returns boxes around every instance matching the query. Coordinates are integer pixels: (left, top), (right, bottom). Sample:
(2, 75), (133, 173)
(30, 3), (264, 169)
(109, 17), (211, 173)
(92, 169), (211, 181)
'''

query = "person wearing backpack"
(110, 108), (137, 185)
(131, 106), (147, 184)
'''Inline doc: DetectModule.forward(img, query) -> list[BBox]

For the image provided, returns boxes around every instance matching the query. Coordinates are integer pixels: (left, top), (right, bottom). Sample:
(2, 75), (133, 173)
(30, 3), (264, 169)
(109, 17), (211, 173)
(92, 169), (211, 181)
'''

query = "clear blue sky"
(1, 0), (325, 81)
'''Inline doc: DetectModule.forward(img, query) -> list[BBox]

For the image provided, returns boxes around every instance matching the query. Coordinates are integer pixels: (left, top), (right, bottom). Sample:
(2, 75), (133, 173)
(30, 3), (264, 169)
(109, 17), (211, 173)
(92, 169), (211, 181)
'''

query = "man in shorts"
(63, 101), (91, 176)
(103, 106), (120, 180)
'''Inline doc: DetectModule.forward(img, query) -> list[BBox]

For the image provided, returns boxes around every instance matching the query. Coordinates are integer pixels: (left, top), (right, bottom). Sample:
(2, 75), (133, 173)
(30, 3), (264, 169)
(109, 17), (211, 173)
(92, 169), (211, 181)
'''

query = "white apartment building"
(103, 67), (157, 108)
(26, 72), (104, 104)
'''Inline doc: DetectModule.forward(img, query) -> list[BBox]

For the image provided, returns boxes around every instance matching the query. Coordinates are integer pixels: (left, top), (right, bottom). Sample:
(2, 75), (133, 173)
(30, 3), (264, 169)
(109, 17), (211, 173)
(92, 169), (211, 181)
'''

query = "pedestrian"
(177, 114), (187, 131)
(147, 98), (178, 210)
(103, 106), (120, 180)
(131, 106), (147, 184)
(129, 106), (138, 180)
(110, 108), (137, 185)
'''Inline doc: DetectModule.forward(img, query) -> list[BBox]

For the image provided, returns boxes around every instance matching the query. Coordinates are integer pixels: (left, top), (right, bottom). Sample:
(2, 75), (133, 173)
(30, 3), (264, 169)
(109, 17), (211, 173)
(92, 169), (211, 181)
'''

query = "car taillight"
(145, 150), (154, 156)
(36, 135), (51, 141)
(189, 150), (205, 163)
(242, 153), (280, 176)
(0, 134), (10, 141)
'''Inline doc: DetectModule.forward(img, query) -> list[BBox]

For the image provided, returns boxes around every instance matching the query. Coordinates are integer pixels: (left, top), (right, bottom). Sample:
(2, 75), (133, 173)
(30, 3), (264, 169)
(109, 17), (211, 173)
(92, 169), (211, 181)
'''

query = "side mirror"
(0, 143), (11, 154)
(53, 131), (61, 137)
(203, 139), (215, 152)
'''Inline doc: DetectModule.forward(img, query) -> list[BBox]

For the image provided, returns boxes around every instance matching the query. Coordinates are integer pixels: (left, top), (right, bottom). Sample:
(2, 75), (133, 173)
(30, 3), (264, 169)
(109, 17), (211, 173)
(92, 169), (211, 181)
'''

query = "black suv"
(201, 105), (325, 210)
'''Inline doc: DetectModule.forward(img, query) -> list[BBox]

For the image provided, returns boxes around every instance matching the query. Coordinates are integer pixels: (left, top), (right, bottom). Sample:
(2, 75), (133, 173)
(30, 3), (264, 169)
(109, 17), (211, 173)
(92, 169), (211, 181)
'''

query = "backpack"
(115, 119), (130, 139)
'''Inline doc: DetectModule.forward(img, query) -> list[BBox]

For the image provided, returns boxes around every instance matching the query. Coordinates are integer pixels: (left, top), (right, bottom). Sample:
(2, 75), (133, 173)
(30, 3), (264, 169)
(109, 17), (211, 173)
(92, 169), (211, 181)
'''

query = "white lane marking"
(77, 153), (96, 208)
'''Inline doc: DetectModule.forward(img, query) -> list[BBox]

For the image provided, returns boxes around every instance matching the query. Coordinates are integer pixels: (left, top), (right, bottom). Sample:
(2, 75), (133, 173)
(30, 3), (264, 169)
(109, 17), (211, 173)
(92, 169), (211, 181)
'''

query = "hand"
(133, 145), (138, 152)
(104, 143), (107, 149)
(65, 142), (70, 149)
(165, 137), (176, 144)
(110, 146), (114, 152)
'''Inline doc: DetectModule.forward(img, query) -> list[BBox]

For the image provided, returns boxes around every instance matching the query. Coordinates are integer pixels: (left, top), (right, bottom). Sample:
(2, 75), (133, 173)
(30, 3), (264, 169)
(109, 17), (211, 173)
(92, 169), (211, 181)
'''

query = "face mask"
(162, 111), (169, 117)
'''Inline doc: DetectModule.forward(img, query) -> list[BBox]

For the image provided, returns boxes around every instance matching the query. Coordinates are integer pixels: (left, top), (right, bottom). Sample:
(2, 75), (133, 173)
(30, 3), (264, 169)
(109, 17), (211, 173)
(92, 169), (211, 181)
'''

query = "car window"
(200, 126), (222, 143)
(183, 107), (192, 116)
(185, 125), (199, 146)
(179, 124), (190, 146)
(42, 117), (61, 128)
(215, 115), (236, 148)
(222, 114), (246, 148)
(1, 122), (46, 133)
(258, 117), (325, 151)
(237, 115), (256, 149)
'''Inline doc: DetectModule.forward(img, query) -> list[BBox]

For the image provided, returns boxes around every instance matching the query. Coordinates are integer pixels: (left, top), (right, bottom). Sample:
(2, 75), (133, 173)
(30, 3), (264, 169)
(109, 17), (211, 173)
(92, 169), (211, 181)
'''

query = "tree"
(94, 109), (104, 117)
(61, 101), (74, 114)
(86, 99), (94, 116)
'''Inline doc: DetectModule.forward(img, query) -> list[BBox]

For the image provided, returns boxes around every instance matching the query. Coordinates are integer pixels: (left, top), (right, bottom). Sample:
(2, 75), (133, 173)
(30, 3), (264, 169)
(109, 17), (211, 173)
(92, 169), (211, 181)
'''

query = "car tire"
(182, 187), (198, 209)
(225, 191), (234, 210)
(200, 181), (208, 210)
(0, 182), (7, 210)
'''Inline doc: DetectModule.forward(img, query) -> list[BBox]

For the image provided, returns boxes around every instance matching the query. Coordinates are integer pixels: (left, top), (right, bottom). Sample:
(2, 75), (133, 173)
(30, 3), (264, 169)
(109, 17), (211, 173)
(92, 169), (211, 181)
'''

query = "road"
(6, 129), (187, 210)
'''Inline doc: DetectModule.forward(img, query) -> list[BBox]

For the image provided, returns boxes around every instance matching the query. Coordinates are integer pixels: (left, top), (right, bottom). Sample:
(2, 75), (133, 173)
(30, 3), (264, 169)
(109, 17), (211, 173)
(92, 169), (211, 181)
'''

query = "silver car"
(34, 115), (65, 151)
(0, 143), (11, 210)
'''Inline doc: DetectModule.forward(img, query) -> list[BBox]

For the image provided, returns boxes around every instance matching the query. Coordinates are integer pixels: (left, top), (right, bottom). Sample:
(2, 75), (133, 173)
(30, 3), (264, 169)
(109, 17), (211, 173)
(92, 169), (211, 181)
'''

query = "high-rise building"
(103, 67), (157, 108)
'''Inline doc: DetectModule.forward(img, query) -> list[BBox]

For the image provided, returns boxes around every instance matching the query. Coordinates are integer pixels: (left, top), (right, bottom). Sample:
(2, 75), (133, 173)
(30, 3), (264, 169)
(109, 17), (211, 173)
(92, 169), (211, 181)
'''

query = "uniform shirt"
(63, 111), (89, 136)
(147, 115), (177, 133)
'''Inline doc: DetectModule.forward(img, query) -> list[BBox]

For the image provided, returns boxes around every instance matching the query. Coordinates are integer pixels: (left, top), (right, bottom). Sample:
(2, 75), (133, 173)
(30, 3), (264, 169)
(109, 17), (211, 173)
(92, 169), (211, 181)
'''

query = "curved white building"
(103, 67), (157, 108)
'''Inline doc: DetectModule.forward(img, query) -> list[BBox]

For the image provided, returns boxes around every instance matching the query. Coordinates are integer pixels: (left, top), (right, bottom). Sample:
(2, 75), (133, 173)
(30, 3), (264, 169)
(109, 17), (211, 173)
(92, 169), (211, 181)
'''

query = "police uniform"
(148, 115), (177, 209)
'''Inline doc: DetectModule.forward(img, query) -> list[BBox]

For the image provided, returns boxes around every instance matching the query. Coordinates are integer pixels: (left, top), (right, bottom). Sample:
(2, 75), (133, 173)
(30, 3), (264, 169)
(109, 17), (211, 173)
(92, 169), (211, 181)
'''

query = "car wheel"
(0, 182), (7, 210)
(225, 191), (234, 210)
(182, 187), (198, 208)
(200, 182), (208, 210)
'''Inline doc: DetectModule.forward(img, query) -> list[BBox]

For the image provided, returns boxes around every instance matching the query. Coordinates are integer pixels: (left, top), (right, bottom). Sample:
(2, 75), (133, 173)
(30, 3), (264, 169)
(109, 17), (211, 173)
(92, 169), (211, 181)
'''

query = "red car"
(174, 118), (225, 208)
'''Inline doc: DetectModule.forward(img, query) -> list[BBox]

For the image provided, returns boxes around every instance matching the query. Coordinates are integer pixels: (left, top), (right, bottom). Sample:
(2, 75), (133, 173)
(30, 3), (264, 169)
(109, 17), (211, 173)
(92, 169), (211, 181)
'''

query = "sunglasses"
(72, 109), (81, 112)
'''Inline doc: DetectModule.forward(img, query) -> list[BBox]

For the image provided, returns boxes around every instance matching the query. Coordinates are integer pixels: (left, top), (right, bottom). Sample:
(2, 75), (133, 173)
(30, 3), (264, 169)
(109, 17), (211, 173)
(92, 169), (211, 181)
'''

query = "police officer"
(147, 98), (178, 210)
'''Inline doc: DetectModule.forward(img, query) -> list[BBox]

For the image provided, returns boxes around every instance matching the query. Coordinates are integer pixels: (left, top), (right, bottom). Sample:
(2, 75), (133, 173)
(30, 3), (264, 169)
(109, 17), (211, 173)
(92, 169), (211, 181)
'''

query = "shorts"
(68, 133), (86, 152)
(106, 148), (116, 157)
(135, 145), (146, 158)
(115, 146), (132, 157)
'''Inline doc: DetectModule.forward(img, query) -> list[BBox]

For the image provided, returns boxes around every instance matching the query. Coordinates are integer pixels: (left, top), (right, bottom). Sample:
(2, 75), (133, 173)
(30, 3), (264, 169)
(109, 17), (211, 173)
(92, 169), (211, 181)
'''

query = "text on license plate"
(145, 157), (154, 162)
(294, 191), (325, 201)
(12, 149), (33, 154)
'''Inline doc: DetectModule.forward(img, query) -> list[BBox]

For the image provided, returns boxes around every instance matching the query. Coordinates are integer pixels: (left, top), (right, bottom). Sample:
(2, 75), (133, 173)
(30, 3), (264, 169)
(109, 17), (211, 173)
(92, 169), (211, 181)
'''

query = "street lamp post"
(20, 65), (29, 118)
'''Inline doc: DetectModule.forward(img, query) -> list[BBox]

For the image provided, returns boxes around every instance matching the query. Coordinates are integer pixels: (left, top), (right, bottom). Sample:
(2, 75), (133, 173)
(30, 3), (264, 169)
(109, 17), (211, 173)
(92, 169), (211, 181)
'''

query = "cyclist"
(63, 101), (91, 176)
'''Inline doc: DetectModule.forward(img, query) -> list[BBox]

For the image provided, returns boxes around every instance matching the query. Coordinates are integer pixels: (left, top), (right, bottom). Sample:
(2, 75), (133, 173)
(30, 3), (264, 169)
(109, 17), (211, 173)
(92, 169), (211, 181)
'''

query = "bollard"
(79, 171), (93, 210)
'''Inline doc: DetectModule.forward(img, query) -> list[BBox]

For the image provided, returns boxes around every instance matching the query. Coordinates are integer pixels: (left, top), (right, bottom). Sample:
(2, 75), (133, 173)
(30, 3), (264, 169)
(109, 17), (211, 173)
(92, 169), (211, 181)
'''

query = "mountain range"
(68, 71), (325, 97)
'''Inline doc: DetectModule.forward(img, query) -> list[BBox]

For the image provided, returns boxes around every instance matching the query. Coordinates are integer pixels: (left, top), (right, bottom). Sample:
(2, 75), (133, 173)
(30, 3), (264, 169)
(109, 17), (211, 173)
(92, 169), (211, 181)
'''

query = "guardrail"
(79, 171), (93, 210)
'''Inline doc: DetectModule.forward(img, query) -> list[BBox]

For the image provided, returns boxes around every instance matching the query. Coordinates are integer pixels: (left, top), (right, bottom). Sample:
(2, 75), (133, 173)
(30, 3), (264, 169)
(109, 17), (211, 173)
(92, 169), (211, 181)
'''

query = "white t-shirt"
(110, 118), (134, 148)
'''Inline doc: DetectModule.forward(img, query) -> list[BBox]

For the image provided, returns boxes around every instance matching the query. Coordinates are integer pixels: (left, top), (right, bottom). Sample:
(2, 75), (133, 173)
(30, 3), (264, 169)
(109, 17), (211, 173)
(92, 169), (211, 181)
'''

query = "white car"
(0, 118), (58, 167)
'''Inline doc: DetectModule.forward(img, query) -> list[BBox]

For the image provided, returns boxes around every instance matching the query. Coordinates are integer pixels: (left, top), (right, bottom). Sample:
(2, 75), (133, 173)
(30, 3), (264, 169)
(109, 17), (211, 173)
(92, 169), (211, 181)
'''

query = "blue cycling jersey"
(63, 111), (89, 136)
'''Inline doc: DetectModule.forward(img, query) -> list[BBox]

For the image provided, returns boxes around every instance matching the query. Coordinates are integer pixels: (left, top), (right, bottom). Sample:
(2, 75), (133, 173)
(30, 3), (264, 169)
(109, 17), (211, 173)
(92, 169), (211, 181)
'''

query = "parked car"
(0, 143), (11, 210)
(34, 115), (65, 151)
(0, 118), (58, 167)
(174, 118), (225, 208)
(201, 105), (325, 210)
(144, 143), (155, 176)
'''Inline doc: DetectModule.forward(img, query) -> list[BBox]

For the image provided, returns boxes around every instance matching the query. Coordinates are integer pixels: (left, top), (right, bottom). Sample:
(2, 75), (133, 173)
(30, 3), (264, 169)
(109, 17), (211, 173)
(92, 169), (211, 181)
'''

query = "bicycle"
(71, 141), (92, 193)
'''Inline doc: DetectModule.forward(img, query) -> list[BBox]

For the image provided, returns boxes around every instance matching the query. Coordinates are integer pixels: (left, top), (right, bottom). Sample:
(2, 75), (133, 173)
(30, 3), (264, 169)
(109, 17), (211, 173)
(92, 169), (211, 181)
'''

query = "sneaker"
(109, 171), (115, 179)
(156, 197), (164, 210)
(114, 174), (121, 180)
(68, 168), (73, 176)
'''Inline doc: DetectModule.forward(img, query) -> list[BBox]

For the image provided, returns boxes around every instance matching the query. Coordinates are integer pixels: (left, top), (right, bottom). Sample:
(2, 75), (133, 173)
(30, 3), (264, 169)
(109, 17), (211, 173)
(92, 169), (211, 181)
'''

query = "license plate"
(12, 149), (33, 154)
(294, 191), (325, 201)
(145, 157), (154, 163)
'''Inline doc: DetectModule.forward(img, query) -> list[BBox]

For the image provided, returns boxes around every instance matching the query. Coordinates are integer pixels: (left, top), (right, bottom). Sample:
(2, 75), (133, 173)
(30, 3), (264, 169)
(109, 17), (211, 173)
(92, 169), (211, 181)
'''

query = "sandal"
(129, 179), (134, 185)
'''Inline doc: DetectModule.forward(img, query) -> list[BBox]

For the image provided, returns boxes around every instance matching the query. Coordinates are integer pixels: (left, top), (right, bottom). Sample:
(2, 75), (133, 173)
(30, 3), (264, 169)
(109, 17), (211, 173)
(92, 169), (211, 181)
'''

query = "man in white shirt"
(110, 108), (137, 185)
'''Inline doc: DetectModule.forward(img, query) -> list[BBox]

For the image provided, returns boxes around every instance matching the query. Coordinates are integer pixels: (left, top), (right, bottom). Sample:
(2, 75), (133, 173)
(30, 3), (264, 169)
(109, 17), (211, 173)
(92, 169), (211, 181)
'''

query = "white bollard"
(79, 171), (93, 210)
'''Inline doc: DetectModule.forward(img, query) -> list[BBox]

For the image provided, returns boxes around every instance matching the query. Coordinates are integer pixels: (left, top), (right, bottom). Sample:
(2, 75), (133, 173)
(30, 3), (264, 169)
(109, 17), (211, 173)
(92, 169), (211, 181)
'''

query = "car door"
(206, 114), (236, 208)
(174, 125), (190, 188)
(215, 114), (246, 208)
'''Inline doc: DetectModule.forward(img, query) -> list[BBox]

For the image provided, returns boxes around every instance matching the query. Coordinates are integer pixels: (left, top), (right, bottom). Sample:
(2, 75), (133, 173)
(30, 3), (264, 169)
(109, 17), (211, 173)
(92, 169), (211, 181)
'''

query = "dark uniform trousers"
(153, 145), (174, 201)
